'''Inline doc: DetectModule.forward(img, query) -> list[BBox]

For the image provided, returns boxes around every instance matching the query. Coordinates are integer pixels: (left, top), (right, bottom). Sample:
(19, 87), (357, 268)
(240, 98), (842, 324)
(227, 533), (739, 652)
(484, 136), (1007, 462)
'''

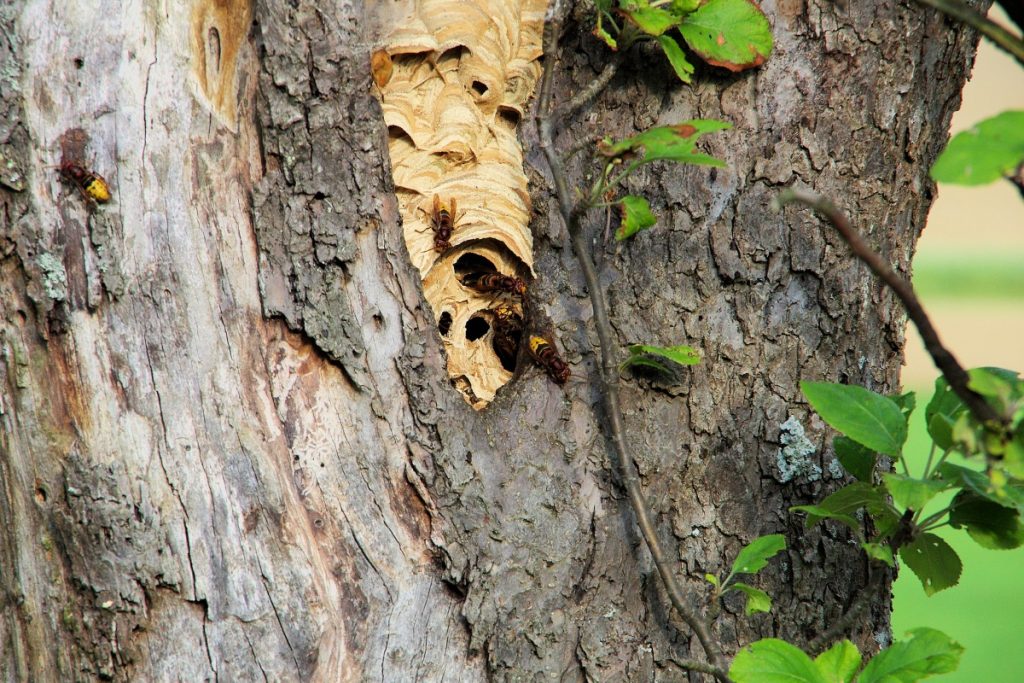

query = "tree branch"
(996, 0), (1024, 33)
(1010, 163), (1024, 200)
(914, 0), (1024, 68)
(555, 55), (623, 123)
(776, 189), (1005, 428)
(536, 8), (729, 681)
(675, 658), (732, 679)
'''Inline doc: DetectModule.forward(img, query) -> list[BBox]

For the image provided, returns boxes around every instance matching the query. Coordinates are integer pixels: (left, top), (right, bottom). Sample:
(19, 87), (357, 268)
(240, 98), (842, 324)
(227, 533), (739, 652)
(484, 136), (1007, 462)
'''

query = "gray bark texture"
(0, 0), (982, 681)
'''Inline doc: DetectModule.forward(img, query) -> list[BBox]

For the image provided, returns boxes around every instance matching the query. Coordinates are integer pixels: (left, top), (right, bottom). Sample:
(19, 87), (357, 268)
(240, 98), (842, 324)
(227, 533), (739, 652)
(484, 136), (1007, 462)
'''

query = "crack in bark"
(256, 558), (301, 675)
(243, 629), (271, 682)
(195, 598), (217, 681)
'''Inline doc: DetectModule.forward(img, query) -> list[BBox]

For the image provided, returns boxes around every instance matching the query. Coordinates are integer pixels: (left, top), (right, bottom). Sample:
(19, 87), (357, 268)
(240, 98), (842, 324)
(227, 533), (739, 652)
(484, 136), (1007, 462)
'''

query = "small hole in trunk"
(465, 316), (490, 341)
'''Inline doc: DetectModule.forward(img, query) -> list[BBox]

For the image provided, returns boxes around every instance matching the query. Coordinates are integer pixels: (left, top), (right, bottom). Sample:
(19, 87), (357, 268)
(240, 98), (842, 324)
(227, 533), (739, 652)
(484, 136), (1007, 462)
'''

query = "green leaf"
(730, 534), (786, 575)
(598, 120), (730, 167)
(967, 367), (1021, 418)
(671, 0), (702, 13)
(898, 533), (962, 596)
(731, 582), (772, 615)
(657, 34), (695, 83)
(891, 391), (917, 419)
(815, 640), (861, 683)
(616, 195), (657, 240)
(882, 473), (949, 512)
(731, 639), (828, 683)
(626, 343), (700, 367)
(967, 367), (1017, 400)
(592, 0), (619, 50)
(811, 482), (889, 517)
(679, 0), (773, 72)
(620, 355), (674, 374)
(834, 436), (877, 482)
(950, 412), (980, 454)
(790, 482), (891, 537)
(930, 110), (1024, 185)
(801, 381), (908, 457)
(593, 21), (619, 50)
(622, 6), (680, 36)
(790, 504), (861, 535)
(857, 628), (963, 682)
(937, 463), (1024, 513)
(1005, 432), (1024, 479)
(705, 572), (720, 587)
(936, 462), (991, 494)
(948, 490), (1024, 550)
(925, 377), (966, 451)
(861, 542), (895, 567)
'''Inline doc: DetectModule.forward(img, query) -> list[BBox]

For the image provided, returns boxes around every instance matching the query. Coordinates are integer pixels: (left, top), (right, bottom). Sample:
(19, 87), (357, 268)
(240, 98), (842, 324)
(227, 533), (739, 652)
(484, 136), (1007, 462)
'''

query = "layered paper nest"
(376, 0), (546, 408)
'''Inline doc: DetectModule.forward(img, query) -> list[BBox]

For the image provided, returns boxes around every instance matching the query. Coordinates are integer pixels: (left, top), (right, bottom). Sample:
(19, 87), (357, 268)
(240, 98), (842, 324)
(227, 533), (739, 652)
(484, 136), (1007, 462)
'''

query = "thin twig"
(556, 55), (624, 123)
(922, 441), (939, 479)
(536, 8), (728, 681)
(776, 189), (1005, 429)
(917, 504), (955, 530)
(996, 0), (1024, 33)
(674, 658), (732, 678)
(914, 0), (1024, 68)
(1009, 163), (1024, 200)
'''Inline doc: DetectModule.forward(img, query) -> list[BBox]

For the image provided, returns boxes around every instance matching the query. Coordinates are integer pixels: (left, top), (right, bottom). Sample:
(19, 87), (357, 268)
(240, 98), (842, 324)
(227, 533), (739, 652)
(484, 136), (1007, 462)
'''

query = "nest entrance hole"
(465, 316), (490, 341)
(438, 311), (453, 336)
(453, 252), (497, 278)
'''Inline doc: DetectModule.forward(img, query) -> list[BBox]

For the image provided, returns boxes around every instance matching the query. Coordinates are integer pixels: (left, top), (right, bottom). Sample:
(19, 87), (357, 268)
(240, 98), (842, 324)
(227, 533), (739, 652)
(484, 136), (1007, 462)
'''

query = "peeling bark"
(0, 0), (983, 681)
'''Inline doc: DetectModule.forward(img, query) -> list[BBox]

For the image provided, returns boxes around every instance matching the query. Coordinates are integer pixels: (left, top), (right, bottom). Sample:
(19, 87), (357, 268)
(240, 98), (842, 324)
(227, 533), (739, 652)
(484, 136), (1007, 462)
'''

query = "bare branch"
(776, 189), (1006, 428)
(914, 0), (1024, 68)
(675, 658), (732, 679)
(556, 55), (623, 123)
(1010, 163), (1024, 200)
(996, 0), (1024, 33)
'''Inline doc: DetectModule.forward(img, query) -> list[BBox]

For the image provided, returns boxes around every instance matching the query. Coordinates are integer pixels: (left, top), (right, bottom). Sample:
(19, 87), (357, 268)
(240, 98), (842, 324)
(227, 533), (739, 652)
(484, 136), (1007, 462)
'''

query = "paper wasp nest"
(375, 0), (546, 408)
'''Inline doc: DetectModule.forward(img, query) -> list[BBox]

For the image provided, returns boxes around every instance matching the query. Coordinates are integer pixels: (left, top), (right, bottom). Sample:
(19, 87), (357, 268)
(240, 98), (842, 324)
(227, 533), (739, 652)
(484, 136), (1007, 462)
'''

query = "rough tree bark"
(0, 0), (983, 681)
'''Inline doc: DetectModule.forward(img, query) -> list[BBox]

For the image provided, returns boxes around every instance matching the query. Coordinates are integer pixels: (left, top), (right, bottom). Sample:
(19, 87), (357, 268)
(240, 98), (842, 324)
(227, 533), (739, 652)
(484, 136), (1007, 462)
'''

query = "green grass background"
(891, 255), (1024, 682)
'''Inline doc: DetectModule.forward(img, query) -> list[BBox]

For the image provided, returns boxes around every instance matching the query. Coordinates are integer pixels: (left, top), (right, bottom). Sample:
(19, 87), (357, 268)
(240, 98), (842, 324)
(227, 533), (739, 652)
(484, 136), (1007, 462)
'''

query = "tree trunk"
(0, 0), (982, 680)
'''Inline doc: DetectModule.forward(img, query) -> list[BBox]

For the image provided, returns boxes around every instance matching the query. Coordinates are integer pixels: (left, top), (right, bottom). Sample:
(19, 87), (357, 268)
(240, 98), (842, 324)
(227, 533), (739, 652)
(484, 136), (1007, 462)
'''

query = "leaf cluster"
(593, 0), (773, 82)
(731, 629), (963, 683)
(705, 534), (786, 616)
(794, 370), (1024, 597)
(588, 120), (730, 240)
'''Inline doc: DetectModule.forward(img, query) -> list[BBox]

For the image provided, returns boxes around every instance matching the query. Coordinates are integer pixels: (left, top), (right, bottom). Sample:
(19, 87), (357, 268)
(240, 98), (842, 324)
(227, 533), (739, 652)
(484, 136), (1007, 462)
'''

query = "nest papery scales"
(377, 0), (546, 407)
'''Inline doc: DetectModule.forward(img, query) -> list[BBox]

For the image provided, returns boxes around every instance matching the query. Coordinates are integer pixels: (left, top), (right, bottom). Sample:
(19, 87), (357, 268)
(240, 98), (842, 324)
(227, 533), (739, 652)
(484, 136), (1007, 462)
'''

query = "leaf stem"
(923, 440), (939, 479)
(775, 189), (1005, 430)
(918, 505), (954, 531)
(932, 447), (954, 477)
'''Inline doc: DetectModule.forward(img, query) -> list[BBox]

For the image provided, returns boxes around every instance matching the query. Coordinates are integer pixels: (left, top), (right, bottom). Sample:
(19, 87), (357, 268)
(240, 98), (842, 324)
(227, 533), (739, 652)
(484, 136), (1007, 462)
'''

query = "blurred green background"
(893, 8), (1024, 680)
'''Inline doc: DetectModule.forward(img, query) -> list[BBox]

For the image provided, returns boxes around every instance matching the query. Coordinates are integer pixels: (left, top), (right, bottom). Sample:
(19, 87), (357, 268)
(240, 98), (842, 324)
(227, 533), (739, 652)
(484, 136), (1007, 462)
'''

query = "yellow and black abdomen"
(59, 161), (111, 204)
(81, 173), (111, 203)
